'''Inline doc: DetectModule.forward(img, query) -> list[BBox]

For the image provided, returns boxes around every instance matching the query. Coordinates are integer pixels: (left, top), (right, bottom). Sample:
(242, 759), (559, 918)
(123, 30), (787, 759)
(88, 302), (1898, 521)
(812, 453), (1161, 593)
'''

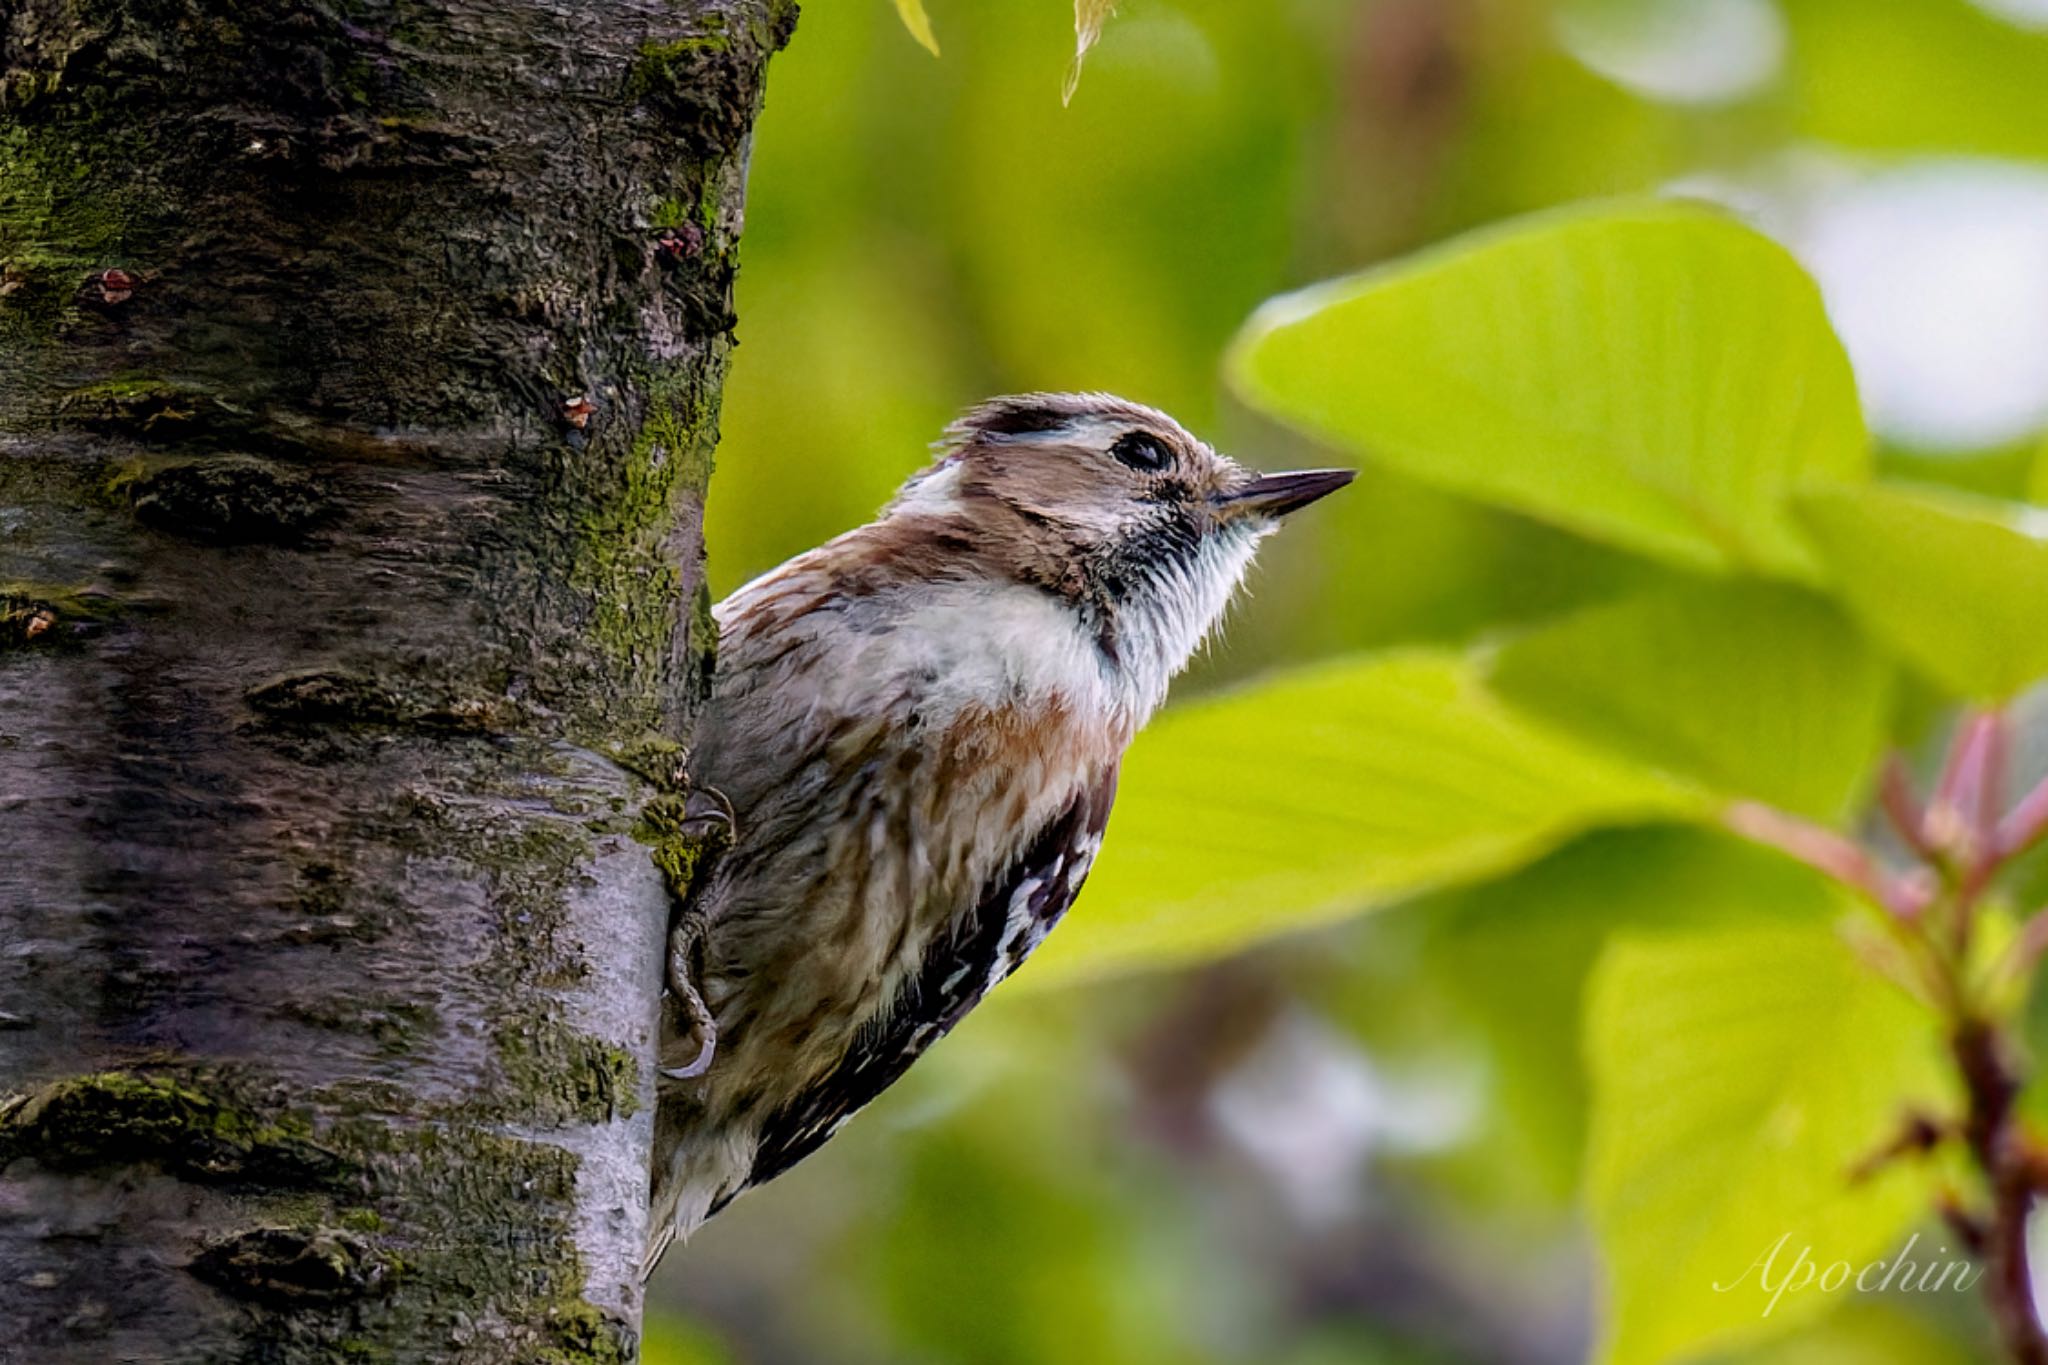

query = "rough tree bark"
(0, 1), (791, 1358)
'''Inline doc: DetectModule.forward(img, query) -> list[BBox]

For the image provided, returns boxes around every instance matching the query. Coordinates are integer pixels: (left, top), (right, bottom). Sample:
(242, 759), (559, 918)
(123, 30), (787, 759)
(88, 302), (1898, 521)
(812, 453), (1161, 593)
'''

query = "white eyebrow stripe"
(980, 413), (1134, 448)
(978, 418), (1083, 444)
(1064, 415), (1123, 444)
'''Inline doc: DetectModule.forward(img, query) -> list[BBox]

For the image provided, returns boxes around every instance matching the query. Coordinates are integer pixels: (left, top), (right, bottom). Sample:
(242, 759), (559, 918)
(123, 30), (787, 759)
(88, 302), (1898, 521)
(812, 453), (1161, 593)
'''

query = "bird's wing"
(740, 763), (1120, 1192)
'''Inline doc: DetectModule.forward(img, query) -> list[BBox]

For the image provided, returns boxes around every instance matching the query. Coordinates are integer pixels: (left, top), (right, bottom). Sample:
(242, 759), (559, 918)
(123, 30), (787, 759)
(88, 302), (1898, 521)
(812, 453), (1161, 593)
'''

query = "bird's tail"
(643, 1095), (754, 1280)
(640, 1217), (680, 1284)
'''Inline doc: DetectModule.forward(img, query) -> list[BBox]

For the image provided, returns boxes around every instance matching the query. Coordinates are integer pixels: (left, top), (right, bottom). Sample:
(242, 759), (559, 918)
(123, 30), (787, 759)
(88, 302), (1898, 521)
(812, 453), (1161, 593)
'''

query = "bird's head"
(883, 392), (1353, 707)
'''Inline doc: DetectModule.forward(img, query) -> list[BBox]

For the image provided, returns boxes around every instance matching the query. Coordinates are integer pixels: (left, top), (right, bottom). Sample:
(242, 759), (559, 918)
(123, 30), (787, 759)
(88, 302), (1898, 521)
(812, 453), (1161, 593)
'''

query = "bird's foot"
(679, 785), (735, 846)
(662, 915), (718, 1080)
(649, 783), (734, 1081)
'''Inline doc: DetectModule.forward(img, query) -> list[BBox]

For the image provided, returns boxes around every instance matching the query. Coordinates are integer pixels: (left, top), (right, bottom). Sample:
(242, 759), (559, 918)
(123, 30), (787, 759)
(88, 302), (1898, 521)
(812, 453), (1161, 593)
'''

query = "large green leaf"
(1228, 200), (1868, 577)
(1026, 652), (1698, 986)
(1489, 582), (1893, 822)
(1587, 922), (1950, 1365)
(1798, 484), (2048, 702)
(1424, 827), (1842, 1209)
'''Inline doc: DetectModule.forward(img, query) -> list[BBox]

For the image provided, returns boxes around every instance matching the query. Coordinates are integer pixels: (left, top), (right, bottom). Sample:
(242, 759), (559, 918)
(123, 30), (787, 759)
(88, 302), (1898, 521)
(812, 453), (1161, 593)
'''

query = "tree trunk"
(0, 1), (790, 1358)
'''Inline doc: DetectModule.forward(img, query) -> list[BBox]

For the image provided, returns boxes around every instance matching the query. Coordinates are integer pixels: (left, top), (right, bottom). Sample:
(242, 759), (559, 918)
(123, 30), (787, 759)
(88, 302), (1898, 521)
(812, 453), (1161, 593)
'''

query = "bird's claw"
(677, 785), (735, 847)
(653, 783), (732, 1081)
(663, 915), (718, 1080)
(646, 783), (736, 897)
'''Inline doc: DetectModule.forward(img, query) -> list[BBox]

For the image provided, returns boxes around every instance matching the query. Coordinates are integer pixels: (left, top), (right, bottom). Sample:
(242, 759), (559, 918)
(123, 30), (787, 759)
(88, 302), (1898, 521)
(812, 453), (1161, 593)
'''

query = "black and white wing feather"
(742, 765), (1120, 1192)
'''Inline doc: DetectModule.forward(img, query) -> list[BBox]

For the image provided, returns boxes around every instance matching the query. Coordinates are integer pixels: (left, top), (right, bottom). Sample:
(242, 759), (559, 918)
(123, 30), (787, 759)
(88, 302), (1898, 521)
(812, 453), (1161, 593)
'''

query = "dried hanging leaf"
(1063, 0), (1117, 104)
(893, 0), (941, 56)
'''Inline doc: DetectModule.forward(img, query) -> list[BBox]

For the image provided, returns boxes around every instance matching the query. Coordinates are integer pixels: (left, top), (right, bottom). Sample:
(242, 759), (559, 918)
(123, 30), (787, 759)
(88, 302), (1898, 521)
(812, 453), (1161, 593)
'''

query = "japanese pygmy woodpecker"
(647, 392), (1353, 1272)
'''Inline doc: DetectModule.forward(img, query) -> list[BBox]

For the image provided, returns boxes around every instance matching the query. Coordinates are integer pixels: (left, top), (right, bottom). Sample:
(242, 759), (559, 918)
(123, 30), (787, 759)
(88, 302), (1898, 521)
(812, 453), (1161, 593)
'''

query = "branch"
(1952, 1019), (2048, 1365)
(1723, 801), (1932, 919)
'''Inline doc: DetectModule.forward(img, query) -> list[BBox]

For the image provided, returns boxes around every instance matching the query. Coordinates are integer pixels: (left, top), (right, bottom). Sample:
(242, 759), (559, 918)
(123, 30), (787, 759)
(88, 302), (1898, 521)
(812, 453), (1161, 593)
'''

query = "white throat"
(1107, 523), (1268, 726)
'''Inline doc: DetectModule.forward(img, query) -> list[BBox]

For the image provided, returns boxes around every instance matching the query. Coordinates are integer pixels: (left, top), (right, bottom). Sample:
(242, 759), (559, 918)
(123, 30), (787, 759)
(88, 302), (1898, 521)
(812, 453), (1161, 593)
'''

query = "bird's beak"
(1214, 467), (1357, 520)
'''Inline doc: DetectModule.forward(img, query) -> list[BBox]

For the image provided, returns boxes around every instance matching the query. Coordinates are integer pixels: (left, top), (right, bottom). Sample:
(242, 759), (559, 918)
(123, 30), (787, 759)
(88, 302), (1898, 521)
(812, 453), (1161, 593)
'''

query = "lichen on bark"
(0, 0), (794, 1358)
(0, 1072), (346, 1187)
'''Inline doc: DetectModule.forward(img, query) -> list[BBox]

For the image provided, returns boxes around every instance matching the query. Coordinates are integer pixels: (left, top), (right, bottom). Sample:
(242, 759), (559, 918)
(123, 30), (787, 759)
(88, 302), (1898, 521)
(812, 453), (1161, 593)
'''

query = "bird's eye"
(1109, 431), (1174, 472)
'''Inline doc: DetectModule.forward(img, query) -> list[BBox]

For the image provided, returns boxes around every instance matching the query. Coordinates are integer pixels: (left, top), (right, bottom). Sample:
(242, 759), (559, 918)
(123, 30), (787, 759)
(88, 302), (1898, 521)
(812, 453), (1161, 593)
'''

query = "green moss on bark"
(0, 121), (161, 337)
(533, 1299), (634, 1365)
(635, 790), (732, 902)
(0, 582), (120, 648)
(0, 1072), (345, 1186)
(224, 1112), (608, 1364)
(567, 365), (721, 735)
(629, 26), (751, 155)
(489, 1018), (642, 1125)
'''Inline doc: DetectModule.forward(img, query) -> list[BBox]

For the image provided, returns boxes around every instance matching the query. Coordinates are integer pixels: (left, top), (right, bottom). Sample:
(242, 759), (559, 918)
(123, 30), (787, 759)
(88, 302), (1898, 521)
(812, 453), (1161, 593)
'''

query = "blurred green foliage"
(1585, 922), (1951, 1363)
(655, 1), (2048, 1363)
